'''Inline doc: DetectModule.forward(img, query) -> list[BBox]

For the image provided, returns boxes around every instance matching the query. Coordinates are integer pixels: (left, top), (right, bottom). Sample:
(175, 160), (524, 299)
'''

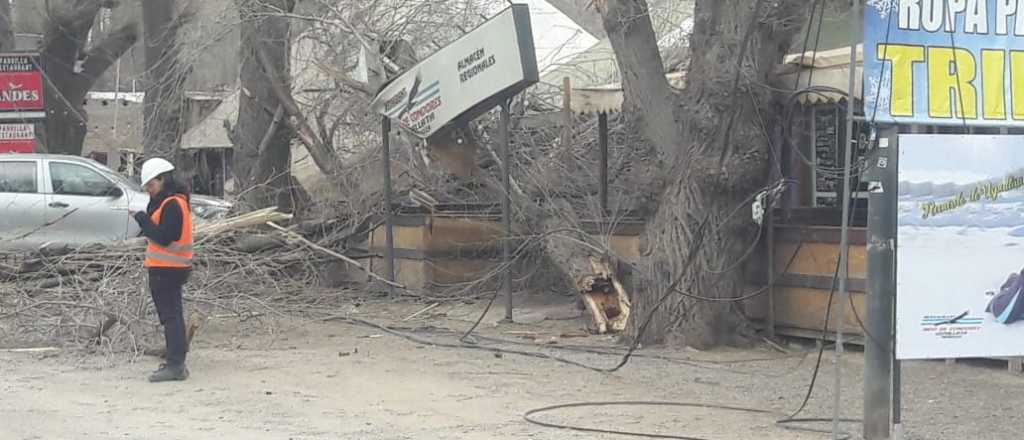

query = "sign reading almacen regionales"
(370, 5), (539, 139)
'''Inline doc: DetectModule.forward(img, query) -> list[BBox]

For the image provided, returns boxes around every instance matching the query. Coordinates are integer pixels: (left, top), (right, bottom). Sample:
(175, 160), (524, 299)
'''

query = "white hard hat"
(140, 158), (175, 186)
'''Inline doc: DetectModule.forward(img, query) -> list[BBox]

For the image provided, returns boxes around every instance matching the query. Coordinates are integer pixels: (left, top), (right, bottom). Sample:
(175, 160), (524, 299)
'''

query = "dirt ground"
(2, 296), (1022, 440)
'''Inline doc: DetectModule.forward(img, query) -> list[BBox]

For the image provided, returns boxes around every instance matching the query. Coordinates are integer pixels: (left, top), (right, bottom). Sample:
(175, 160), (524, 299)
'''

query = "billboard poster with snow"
(864, 1), (1024, 127)
(897, 134), (1024, 360)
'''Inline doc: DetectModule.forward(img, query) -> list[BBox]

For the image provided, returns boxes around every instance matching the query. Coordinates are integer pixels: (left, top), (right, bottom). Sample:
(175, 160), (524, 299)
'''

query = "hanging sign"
(0, 54), (44, 118)
(0, 123), (36, 153)
(864, 1), (1024, 126)
(897, 134), (1024, 360)
(370, 4), (539, 139)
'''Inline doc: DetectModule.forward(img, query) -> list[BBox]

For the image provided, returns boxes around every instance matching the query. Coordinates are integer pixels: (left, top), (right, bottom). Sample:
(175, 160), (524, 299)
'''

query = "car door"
(44, 160), (131, 246)
(0, 159), (47, 249)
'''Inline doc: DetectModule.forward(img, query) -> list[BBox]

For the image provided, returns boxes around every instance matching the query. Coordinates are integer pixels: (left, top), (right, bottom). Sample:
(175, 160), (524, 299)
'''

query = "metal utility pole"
(833, 1), (860, 436)
(864, 127), (897, 439)
(381, 117), (397, 292)
(500, 101), (514, 322)
(598, 112), (609, 213)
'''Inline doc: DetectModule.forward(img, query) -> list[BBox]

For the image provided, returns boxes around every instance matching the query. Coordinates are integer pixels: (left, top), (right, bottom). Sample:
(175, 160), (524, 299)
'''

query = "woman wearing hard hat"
(130, 158), (193, 382)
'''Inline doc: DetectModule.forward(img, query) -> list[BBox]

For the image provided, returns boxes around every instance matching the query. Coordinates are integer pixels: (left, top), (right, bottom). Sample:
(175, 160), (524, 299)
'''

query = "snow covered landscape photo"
(897, 135), (1024, 360)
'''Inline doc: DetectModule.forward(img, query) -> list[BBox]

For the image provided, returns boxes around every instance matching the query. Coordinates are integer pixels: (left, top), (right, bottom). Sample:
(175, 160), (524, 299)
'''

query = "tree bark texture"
(234, 0), (297, 210)
(40, 1), (138, 155)
(0, 0), (13, 51)
(141, 0), (192, 161)
(593, 0), (807, 347)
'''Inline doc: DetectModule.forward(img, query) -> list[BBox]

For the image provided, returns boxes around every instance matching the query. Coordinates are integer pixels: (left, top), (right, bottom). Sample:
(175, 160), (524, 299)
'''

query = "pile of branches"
(0, 209), (380, 352)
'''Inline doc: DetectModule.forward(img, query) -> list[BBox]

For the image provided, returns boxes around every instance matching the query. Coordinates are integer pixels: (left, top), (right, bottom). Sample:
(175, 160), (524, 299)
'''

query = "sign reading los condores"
(0, 54), (44, 115)
(370, 5), (539, 138)
(865, 1), (1024, 126)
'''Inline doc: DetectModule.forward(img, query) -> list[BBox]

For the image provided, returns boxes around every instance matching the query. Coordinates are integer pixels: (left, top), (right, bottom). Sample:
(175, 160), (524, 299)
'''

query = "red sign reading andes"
(0, 54), (43, 112)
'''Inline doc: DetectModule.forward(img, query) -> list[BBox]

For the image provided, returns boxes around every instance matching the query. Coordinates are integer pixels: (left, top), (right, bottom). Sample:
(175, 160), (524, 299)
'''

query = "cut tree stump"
(578, 257), (632, 334)
(541, 199), (633, 334)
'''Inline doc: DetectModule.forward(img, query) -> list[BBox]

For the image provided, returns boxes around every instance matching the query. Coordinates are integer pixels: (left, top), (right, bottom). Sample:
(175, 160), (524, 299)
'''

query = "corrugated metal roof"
(778, 45), (862, 105)
(180, 89), (238, 150)
(569, 72), (685, 114)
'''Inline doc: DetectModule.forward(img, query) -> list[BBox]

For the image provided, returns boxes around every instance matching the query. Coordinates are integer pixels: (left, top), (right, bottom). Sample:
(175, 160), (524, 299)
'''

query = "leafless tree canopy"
(40, 0), (138, 155)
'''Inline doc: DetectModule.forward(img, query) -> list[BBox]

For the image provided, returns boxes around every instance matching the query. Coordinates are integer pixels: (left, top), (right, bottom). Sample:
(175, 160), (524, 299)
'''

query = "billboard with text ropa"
(865, 0), (1024, 126)
(370, 5), (538, 139)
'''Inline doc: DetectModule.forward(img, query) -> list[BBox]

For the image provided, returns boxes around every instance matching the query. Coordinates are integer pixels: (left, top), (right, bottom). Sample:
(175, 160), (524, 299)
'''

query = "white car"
(0, 153), (231, 250)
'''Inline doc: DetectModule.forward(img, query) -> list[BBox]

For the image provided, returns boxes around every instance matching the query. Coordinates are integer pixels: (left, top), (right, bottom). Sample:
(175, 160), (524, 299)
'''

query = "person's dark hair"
(156, 171), (191, 199)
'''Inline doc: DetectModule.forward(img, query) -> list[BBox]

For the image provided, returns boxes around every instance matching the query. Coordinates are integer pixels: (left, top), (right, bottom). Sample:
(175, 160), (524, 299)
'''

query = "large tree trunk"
(0, 0), (13, 51)
(40, 1), (137, 155)
(233, 0), (297, 210)
(590, 0), (806, 347)
(141, 0), (191, 161)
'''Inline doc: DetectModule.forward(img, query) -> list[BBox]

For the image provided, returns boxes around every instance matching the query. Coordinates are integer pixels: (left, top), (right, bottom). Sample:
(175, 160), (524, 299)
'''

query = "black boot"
(148, 363), (189, 382)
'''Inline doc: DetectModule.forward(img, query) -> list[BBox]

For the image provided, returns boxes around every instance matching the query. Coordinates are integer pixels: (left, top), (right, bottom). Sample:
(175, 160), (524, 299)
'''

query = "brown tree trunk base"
(586, 0), (808, 348)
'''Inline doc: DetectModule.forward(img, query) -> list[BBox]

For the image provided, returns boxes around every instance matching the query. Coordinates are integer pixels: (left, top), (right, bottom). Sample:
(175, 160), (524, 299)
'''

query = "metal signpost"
(863, 1), (1024, 438)
(370, 5), (538, 314)
(0, 53), (45, 153)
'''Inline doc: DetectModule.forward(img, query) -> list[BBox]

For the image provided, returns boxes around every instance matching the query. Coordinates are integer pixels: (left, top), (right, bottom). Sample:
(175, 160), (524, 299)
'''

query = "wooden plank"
(774, 242), (867, 278)
(775, 225), (868, 246)
(371, 225), (426, 251)
(579, 220), (646, 236)
(370, 246), (502, 261)
(607, 235), (641, 261)
(768, 324), (866, 346)
(777, 207), (869, 227)
(370, 257), (428, 290)
(765, 286), (868, 336)
(428, 258), (502, 286)
(772, 273), (867, 293)
(426, 217), (504, 251)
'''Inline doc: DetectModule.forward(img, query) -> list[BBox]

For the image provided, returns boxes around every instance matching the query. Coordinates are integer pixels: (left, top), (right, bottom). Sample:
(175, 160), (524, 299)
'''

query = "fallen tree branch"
(266, 221), (405, 289)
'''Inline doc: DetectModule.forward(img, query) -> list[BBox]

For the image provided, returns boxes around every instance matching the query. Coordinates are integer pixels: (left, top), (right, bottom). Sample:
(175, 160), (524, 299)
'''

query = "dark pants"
(148, 269), (190, 366)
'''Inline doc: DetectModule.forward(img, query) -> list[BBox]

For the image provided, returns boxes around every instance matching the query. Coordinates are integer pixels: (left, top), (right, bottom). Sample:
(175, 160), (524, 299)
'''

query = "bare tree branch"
(79, 23), (139, 87)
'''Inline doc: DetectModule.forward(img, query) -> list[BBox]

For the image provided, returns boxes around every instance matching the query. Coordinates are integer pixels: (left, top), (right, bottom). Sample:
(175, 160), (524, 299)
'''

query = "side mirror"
(107, 186), (124, 198)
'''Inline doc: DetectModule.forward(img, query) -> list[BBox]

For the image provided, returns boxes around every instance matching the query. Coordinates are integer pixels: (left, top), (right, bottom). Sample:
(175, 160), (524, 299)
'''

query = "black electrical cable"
(517, 84), (859, 437)
(524, 401), (775, 440)
(717, 0), (769, 166)
(805, 0), (827, 88)
(868, 0), (897, 124)
(774, 148), (865, 438)
(520, 8), (870, 438)
(944, 1), (971, 134)
(528, 83), (874, 439)
(517, 183), (862, 439)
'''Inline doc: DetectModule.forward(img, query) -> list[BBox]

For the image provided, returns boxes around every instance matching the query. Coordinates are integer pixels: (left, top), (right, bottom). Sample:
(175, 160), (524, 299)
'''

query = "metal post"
(598, 112), (609, 213)
(891, 130), (902, 437)
(381, 117), (397, 291)
(500, 101), (514, 322)
(766, 162), (778, 340)
(832, 7), (859, 436)
(864, 127), (898, 440)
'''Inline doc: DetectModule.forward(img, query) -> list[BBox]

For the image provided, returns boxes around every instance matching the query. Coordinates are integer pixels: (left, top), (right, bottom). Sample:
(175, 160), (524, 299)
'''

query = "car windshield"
(90, 160), (142, 192)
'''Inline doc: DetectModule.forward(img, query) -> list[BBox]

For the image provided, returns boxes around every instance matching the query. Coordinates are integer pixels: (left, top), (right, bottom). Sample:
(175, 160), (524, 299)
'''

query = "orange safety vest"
(143, 195), (193, 269)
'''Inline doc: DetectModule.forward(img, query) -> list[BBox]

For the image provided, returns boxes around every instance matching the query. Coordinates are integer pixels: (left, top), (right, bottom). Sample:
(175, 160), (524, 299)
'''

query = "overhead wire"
(325, 4), (876, 440)
(944, 0), (972, 134)
(522, 3), (864, 438)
